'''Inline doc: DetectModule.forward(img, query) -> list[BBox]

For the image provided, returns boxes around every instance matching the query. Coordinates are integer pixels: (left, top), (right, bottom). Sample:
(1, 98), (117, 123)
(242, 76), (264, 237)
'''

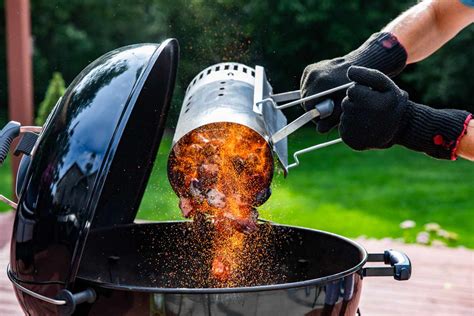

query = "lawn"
(1, 128), (472, 247)
(138, 128), (474, 248)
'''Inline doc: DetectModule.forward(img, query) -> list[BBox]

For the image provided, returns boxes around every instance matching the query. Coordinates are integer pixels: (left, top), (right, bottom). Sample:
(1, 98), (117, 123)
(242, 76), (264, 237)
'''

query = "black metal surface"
(0, 121), (20, 164)
(16, 155), (31, 198)
(14, 131), (39, 156)
(9, 39), (179, 315)
(73, 277), (363, 316)
(363, 250), (412, 280)
(78, 222), (367, 292)
(72, 222), (366, 315)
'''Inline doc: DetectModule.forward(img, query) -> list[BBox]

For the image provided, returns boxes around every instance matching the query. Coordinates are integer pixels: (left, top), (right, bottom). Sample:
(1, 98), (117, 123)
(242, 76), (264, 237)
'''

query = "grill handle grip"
(56, 289), (97, 316)
(0, 121), (21, 165)
(363, 249), (411, 281)
(266, 82), (353, 173)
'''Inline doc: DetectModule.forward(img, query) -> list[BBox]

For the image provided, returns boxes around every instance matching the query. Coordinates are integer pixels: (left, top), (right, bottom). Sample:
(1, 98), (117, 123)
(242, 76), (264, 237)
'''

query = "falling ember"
(168, 122), (273, 284)
(212, 256), (231, 281)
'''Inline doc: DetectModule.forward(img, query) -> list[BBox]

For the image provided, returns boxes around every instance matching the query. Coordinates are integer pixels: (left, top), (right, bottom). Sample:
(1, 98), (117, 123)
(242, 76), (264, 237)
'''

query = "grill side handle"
(363, 249), (412, 281)
(0, 121), (42, 208)
(0, 121), (21, 164)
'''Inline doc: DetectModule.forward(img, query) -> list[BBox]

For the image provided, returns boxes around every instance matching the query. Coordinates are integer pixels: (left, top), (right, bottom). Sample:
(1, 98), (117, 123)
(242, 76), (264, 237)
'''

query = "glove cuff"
(397, 102), (472, 160)
(345, 32), (407, 77)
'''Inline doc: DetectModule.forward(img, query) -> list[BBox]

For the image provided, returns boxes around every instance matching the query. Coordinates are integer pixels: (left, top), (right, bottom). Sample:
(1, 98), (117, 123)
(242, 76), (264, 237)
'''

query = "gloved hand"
(340, 66), (472, 160)
(300, 32), (407, 133)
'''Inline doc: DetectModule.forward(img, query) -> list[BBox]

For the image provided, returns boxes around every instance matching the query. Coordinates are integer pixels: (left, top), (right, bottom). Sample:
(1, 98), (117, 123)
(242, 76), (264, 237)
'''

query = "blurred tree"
(0, 0), (472, 123)
(35, 72), (65, 125)
(402, 27), (474, 107)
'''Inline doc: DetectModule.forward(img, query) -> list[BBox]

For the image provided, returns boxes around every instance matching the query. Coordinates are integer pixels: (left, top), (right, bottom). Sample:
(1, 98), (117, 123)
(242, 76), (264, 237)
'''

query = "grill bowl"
(74, 221), (367, 315)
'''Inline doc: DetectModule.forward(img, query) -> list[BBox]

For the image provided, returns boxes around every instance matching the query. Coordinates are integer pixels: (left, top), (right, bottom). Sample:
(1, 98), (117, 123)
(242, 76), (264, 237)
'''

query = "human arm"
(301, 0), (474, 133)
(339, 66), (472, 161)
(384, 0), (474, 64)
(457, 121), (474, 160)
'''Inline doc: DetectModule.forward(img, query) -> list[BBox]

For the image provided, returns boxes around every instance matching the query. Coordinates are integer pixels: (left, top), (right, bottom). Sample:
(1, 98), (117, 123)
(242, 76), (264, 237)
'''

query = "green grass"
(1, 129), (472, 247)
(138, 128), (474, 248)
(0, 157), (13, 212)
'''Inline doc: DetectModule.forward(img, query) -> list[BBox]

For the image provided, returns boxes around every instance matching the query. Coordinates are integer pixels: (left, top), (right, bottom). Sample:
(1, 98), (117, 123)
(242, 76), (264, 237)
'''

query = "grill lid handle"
(363, 249), (412, 281)
(7, 264), (96, 315)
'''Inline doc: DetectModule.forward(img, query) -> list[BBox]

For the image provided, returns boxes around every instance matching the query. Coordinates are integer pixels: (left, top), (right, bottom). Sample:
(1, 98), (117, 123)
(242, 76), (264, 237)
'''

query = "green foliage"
(0, 156), (12, 212)
(35, 72), (66, 125)
(137, 130), (474, 248)
(402, 27), (474, 107)
(0, 1), (471, 245)
(1, 0), (473, 121)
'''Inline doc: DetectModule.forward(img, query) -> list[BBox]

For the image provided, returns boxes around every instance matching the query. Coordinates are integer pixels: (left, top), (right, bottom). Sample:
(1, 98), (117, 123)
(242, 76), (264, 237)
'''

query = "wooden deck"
(0, 211), (21, 316)
(0, 211), (472, 315)
(358, 238), (473, 315)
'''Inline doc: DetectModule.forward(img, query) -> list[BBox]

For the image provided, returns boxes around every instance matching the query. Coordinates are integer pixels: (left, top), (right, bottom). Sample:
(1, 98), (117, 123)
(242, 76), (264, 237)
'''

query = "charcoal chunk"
(206, 189), (226, 208)
(202, 143), (218, 156)
(198, 163), (219, 188)
(232, 217), (258, 234)
(189, 178), (205, 203)
(179, 197), (193, 218)
(254, 187), (272, 206)
(246, 153), (260, 169)
(231, 156), (245, 174)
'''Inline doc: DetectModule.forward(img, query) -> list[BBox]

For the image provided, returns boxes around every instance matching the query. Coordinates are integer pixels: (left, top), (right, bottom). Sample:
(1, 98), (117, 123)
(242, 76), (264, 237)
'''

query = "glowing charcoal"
(167, 122), (274, 284)
(189, 178), (205, 202)
(254, 187), (272, 207)
(179, 197), (193, 218)
(206, 189), (226, 208)
(198, 163), (219, 188)
(211, 256), (231, 281)
(231, 156), (246, 174)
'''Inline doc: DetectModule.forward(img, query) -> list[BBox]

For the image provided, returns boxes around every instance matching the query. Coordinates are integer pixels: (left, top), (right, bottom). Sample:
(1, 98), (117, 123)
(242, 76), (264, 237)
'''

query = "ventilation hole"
(251, 71), (255, 77)
(185, 108), (190, 113)
(192, 78), (197, 85)
(199, 73), (203, 79)
(233, 65), (238, 70)
(218, 94), (224, 96)
(186, 102), (191, 108)
(207, 69), (211, 75)
(219, 87), (225, 90)
(188, 95), (193, 99)
(224, 65), (230, 70)
(243, 68), (247, 73)
(220, 81), (226, 84)
(216, 66), (220, 71)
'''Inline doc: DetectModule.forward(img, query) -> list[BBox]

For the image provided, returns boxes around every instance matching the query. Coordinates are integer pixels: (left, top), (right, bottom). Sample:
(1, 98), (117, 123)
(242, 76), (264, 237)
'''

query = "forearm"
(383, 0), (474, 64)
(457, 121), (474, 160)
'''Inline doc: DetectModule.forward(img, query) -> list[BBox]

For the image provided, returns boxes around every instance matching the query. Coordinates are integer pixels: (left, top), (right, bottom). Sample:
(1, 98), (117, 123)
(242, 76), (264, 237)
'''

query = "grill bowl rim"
(77, 221), (369, 294)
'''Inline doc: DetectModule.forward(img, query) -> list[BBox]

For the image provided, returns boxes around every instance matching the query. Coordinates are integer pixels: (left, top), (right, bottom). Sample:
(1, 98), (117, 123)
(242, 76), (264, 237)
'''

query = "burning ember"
(168, 122), (274, 284)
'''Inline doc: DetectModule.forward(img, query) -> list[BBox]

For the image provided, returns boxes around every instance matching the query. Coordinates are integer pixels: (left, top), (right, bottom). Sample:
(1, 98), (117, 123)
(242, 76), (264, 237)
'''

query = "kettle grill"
(0, 39), (411, 316)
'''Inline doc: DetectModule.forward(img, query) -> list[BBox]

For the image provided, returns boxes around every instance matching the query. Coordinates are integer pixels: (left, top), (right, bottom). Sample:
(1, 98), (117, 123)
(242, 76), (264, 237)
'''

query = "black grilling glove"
(340, 66), (472, 160)
(300, 32), (407, 133)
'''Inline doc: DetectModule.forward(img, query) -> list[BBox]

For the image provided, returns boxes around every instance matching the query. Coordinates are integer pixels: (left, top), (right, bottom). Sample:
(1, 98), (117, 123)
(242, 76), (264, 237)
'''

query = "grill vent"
(185, 63), (255, 95)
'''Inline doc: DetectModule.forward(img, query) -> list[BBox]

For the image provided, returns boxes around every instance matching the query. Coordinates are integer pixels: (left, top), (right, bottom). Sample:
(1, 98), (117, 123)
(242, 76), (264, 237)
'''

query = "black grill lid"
(10, 39), (179, 289)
